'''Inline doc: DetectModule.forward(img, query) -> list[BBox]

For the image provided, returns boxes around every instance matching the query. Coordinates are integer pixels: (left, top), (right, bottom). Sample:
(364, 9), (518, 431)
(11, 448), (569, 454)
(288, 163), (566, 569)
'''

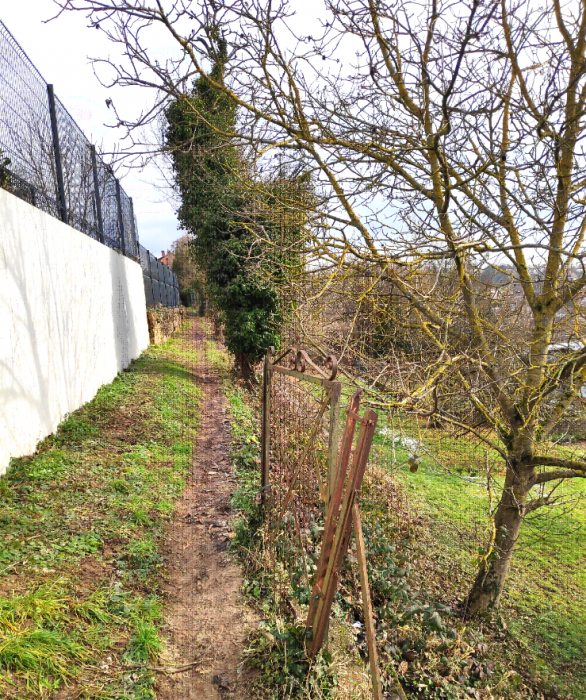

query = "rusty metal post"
(353, 503), (383, 700)
(327, 381), (342, 505)
(260, 353), (271, 502)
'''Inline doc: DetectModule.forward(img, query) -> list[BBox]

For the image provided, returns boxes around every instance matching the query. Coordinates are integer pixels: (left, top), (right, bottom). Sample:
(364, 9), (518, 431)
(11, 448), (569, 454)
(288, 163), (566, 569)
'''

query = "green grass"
(0, 315), (201, 698)
(127, 621), (165, 662)
(371, 412), (586, 698)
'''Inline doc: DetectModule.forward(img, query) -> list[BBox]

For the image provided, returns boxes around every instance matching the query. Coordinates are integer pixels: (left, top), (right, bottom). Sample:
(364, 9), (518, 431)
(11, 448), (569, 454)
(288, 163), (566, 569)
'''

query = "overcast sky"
(1, 1), (181, 256)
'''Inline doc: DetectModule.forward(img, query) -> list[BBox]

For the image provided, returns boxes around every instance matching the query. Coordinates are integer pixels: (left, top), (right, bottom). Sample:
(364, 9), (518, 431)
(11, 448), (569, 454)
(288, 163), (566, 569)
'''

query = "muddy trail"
(157, 317), (257, 700)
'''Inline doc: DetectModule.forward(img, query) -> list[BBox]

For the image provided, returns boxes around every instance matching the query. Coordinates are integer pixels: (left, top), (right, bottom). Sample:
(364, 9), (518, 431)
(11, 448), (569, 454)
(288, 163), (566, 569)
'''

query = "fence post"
(352, 503), (383, 700)
(261, 353), (271, 502)
(90, 146), (105, 244)
(129, 196), (138, 255)
(327, 382), (342, 505)
(47, 84), (67, 225)
(115, 179), (126, 255)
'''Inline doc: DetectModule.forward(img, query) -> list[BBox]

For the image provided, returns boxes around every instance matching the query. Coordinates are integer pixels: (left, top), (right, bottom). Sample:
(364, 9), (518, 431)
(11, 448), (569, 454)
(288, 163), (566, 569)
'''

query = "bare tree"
(54, 0), (586, 613)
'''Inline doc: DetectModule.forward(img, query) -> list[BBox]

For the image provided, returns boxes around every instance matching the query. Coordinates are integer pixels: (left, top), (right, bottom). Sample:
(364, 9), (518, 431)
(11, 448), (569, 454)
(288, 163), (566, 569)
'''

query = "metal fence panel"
(142, 273), (153, 306)
(53, 95), (100, 240)
(0, 21), (141, 262)
(118, 187), (138, 260)
(0, 24), (60, 218)
(137, 245), (179, 307)
(0, 21), (180, 308)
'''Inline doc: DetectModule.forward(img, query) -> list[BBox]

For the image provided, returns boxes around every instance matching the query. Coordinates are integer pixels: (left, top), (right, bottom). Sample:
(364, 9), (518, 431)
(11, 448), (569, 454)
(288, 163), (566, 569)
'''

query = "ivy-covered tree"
(165, 35), (282, 380)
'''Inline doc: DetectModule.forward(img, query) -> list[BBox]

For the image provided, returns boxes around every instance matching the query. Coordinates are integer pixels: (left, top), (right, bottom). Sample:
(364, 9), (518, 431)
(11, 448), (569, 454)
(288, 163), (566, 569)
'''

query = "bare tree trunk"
(465, 464), (529, 615)
(241, 355), (251, 383)
(212, 313), (224, 342)
(235, 352), (252, 383)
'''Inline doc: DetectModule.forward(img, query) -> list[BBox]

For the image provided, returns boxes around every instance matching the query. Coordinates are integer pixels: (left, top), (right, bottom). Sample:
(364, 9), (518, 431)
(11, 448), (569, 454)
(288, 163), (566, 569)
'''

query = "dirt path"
(157, 317), (256, 700)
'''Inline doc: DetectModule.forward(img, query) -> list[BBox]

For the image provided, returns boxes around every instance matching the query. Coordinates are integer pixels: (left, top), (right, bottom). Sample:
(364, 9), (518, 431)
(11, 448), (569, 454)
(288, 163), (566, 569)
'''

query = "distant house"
(476, 263), (582, 299)
(159, 249), (175, 268)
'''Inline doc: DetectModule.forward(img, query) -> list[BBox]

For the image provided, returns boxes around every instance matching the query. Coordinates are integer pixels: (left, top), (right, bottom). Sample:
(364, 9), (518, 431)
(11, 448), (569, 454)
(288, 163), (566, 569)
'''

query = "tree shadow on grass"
(151, 362), (197, 383)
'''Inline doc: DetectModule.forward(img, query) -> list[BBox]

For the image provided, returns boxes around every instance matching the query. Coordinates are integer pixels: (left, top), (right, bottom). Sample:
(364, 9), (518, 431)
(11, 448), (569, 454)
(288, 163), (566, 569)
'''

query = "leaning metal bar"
(294, 349), (338, 381)
(115, 179), (126, 255)
(90, 146), (105, 244)
(261, 354), (271, 500)
(327, 384), (342, 504)
(47, 84), (67, 224)
(269, 364), (339, 390)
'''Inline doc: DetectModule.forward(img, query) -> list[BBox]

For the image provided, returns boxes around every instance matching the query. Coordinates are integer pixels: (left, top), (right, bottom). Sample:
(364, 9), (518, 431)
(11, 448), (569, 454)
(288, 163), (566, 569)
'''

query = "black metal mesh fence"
(0, 20), (179, 307)
(139, 245), (180, 308)
(0, 23), (61, 221)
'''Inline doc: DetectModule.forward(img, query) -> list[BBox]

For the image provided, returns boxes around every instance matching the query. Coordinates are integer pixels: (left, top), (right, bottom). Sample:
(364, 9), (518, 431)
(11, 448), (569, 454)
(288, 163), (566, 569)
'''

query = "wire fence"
(283, 273), (497, 599)
(276, 267), (584, 686)
(261, 354), (340, 618)
(0, 20), (179, 307)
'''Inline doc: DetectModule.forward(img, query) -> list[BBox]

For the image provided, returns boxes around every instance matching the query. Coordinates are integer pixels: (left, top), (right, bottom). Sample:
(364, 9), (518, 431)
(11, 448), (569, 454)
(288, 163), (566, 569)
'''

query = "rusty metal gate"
(260, 347), (383, 697)
(261, 347), (341, 506)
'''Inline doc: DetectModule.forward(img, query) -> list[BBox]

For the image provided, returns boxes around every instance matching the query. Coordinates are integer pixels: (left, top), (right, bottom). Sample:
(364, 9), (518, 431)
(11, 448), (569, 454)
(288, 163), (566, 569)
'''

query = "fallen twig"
(0, 559), (27, 576)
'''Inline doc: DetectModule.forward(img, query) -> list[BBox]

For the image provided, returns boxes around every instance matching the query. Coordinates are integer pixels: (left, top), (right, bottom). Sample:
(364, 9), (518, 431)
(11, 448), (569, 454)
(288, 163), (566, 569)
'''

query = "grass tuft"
(127, 622), (164, 662)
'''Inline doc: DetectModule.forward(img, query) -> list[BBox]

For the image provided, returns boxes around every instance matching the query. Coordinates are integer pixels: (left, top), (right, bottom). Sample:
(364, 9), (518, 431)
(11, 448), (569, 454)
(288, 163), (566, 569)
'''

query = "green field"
(370, 412), (586, 698)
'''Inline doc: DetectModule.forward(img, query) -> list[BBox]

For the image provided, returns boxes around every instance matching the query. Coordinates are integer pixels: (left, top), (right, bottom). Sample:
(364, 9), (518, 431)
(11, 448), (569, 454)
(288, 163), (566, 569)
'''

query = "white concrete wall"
(0, 189), (149, 475)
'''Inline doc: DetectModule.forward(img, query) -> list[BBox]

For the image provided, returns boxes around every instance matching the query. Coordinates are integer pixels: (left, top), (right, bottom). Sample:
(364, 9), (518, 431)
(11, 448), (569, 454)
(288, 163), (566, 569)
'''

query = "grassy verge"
(0, 320), (200, 699)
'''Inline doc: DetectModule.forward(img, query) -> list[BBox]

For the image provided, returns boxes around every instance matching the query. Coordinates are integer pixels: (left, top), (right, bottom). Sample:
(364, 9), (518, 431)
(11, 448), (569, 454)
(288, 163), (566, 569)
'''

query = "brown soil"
(156, 318), (257, 700)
